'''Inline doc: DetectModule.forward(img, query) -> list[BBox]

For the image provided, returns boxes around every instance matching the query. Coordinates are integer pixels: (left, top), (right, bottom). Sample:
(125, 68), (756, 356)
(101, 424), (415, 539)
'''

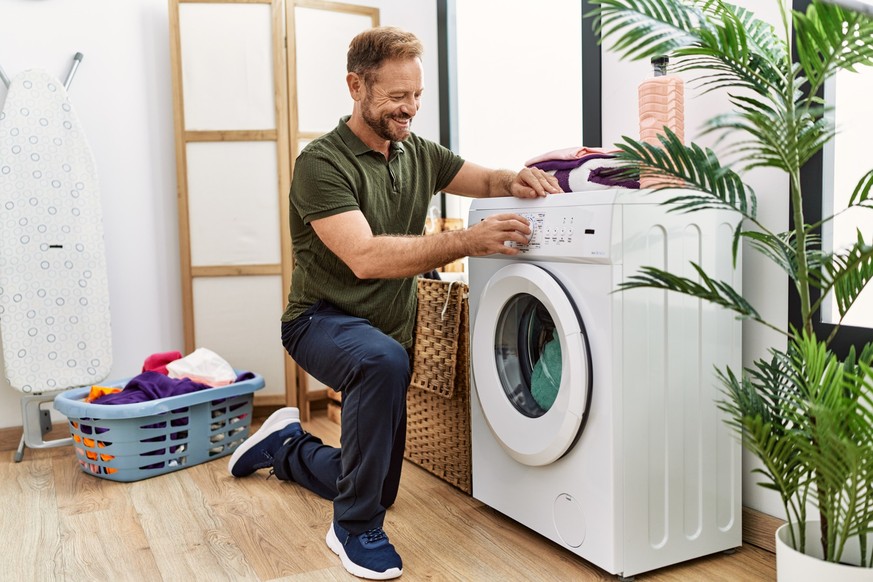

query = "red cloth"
(142, 351), (183, 375)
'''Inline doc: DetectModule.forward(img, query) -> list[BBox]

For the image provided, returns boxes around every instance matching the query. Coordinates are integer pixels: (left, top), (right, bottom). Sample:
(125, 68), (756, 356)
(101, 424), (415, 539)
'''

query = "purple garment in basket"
(90, 371), (256, 405)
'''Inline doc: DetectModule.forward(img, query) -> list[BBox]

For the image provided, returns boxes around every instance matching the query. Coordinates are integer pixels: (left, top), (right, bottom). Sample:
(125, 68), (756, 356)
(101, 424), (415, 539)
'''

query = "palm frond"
(717, 352), (811, 526)
(612, 129), (757, 218)
(742, 230), (800, 280)
(591, 0), (789, 96)
(847, 168), (873, 208)
(785, 334), (873, 562)
(673, 0), (789, 94)
(702, 97), (834, 173)
(619, 262), (763, 323)
(591, 0), (708, 61)
(794, 1), (873, 95)
(812, 231), (873, 320)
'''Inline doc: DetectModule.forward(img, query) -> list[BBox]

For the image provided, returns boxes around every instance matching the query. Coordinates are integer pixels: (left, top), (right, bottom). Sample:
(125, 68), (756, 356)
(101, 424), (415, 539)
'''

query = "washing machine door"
(472, 263), (592, 466)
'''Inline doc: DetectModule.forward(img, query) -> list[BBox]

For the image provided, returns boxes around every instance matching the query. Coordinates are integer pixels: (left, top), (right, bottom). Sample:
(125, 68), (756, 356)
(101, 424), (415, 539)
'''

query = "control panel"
(470, 203), (615, 262)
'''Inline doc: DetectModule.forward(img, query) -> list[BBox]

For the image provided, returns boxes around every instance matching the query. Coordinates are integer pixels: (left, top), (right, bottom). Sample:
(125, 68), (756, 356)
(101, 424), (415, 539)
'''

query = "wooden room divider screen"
(168, 0), (378, 418)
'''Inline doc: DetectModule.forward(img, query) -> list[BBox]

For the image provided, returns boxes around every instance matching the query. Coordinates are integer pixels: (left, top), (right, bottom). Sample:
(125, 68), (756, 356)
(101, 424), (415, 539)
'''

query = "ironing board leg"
(14, 434), (25, 463)
(17, 393), (73, 462)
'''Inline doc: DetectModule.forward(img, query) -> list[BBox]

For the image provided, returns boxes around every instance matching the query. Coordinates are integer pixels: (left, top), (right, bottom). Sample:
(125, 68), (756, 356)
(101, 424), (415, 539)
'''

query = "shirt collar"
(337, 115), (406, 158)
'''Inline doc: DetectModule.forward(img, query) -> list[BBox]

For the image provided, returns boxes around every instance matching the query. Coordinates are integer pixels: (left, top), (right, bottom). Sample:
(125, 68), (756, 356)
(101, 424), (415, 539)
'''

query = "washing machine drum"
(472, 263), (593, 466)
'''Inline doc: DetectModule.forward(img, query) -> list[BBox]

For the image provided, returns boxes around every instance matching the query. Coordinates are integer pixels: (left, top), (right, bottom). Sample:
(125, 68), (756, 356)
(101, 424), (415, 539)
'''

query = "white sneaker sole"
(227, 407), (300, 476)
(326, 525), (403, 580)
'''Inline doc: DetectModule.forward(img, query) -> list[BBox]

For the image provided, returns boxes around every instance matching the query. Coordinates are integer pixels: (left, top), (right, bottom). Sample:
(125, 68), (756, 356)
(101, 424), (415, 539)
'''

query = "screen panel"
(179, 3), (276, 131)
(186, 141), (281, 266)
(294, 5), (377, 134)
(192, 275), (286, 399)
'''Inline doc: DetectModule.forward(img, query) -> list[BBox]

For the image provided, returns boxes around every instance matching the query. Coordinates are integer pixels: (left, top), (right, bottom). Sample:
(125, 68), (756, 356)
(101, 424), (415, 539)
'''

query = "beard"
(361, 99), (412, 142)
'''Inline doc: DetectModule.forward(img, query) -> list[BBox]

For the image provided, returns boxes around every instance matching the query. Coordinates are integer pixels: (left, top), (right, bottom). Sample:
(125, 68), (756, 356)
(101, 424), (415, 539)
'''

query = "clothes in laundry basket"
(166, 347), (237, 386)
(142, 350), (183, 375)
(530, 337), (561, 410)
(89, 370), (254, 405)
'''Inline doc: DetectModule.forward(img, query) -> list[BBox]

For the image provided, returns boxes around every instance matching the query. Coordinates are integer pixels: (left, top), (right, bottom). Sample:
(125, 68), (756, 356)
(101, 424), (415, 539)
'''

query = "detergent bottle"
(638, 55), (684, 188)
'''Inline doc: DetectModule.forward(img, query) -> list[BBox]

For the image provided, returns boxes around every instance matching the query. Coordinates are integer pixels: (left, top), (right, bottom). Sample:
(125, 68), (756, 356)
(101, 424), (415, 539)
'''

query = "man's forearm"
(351, 229), (469, 279)
(487, 169), (517, 198)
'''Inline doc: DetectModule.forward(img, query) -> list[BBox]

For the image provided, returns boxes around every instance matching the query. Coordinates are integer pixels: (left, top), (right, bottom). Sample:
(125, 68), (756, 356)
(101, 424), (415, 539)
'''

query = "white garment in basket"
(0, 69), (112, 393)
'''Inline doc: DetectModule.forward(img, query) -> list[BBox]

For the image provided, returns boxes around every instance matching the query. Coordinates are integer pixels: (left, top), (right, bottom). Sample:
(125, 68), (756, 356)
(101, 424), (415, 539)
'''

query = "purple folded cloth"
(91, 371), (255, 405)
(529, 153), (616, 172)
(589, 166), (640, 189)
(530, 153), (639, 192)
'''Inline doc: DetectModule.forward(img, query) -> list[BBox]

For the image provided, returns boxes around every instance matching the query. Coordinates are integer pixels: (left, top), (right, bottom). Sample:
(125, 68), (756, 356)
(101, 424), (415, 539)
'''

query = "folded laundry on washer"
(524, 146), (614, 166)
(526, 146), (639, 192)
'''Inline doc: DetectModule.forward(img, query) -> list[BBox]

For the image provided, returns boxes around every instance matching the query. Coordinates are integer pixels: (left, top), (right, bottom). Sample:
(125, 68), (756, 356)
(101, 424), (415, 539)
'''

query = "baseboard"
(0, 421), (70, 453)
(743, 506), (783, 554)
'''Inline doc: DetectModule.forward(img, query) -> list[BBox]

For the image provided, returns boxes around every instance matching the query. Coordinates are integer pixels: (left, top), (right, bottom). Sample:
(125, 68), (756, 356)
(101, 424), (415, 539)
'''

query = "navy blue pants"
(276, 300), (411, 534)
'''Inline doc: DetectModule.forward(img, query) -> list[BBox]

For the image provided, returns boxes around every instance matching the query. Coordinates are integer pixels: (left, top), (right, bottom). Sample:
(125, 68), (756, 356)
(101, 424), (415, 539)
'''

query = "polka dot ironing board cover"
(0, 69), (112, 394)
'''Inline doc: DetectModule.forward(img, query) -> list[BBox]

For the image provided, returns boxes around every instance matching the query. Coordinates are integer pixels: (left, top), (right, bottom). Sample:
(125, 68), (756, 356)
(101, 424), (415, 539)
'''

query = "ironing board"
(0, 56), (113, 461)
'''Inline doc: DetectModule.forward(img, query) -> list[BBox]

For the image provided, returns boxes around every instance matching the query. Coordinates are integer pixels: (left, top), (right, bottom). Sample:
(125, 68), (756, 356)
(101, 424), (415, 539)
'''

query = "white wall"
(453, 0), (583, 220)
(827, 67), (873, 325)
(0, 0), (441, 431)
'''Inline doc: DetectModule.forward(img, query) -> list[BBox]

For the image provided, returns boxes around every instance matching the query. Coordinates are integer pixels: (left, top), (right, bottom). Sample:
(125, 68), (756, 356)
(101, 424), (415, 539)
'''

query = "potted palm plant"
(589, 0), (873, 578)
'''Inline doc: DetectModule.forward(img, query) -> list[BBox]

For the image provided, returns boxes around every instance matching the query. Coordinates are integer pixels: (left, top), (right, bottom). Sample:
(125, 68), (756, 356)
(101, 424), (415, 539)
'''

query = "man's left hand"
(510, 167), (563, 198)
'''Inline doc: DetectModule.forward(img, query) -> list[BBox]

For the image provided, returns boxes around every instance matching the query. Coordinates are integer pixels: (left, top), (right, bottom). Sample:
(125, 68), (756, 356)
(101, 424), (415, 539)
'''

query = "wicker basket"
(404, 278), (472, 494)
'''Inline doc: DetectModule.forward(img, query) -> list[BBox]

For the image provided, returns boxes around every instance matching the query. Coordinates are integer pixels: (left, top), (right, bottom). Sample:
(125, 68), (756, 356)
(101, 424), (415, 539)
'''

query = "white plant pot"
(776, 521), (873, 582)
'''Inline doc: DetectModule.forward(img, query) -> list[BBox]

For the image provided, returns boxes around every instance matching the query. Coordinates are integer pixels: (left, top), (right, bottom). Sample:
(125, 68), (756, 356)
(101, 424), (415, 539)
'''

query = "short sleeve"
(291, 151), (360, 224)
(420, 138), (464, 192)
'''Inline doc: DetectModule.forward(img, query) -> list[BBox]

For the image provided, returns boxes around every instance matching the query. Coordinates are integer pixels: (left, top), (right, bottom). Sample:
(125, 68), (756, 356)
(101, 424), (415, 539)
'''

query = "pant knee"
(362, 342), (410, 390)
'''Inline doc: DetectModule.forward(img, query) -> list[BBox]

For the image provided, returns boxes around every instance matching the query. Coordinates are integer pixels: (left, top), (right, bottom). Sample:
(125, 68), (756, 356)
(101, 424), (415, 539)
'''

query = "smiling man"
(227, 26), (561, 580)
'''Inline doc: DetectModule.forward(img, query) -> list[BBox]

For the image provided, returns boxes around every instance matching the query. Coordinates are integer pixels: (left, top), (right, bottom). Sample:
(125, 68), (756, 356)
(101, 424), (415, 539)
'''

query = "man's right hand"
(462, 213), (532, 256)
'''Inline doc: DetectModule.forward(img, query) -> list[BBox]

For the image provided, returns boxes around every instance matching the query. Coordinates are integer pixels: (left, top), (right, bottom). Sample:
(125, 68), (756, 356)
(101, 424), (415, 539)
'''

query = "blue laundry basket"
(53, 372), (264, 482)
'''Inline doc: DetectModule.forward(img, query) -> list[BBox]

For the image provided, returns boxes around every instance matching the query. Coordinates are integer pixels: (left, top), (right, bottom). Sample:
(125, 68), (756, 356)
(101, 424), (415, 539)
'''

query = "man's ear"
(347, 72), (363, 101)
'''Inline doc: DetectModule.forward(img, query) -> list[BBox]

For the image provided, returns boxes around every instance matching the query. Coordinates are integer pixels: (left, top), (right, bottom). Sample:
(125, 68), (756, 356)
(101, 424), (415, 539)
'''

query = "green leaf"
(619, 263), (762, 322)
(813, 231), (873, 319)
(612, 129), (758, 218)
(847, 169), (873, 207)
(794, 2), (873, 93)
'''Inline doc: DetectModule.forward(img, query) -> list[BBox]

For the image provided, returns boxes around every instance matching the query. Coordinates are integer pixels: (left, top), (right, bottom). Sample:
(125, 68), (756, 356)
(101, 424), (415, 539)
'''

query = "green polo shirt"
(282, 116), (465, 348)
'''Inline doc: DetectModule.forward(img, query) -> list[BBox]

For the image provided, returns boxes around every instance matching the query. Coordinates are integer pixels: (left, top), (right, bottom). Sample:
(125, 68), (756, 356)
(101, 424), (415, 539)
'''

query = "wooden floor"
(1, 412), (776, 581)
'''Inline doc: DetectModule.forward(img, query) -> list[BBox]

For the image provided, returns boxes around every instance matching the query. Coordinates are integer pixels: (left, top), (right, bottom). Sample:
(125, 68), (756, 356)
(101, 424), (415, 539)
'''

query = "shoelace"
(362, 528), (388, 544)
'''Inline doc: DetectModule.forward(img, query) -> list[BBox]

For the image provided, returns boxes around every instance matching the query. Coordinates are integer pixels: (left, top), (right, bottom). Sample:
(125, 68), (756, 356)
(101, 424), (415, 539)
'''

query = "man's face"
(359, 57), (423, 142)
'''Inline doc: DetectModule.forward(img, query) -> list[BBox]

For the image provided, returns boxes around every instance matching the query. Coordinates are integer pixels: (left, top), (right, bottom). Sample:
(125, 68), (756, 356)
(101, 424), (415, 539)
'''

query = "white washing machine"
(468, 189), (742, 579)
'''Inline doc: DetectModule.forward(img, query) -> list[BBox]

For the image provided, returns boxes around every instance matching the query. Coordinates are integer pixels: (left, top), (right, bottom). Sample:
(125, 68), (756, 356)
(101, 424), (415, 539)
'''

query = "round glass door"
(472, 263), (592, 466)
(495, 294), (563, 418)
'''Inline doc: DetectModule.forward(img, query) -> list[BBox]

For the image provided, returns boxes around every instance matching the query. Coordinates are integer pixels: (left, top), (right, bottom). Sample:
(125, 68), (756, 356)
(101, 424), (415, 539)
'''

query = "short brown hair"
(347, 26), (424, 86)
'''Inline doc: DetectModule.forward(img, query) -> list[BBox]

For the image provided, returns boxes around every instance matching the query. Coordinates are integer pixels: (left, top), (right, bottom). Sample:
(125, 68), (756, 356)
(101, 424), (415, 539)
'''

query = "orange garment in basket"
(85, 385), (122, 403)
(70, 421), (117, 474)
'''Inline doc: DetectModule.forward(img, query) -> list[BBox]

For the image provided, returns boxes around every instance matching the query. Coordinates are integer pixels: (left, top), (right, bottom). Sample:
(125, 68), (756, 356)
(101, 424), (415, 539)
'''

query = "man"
(228, 26), (561, 580)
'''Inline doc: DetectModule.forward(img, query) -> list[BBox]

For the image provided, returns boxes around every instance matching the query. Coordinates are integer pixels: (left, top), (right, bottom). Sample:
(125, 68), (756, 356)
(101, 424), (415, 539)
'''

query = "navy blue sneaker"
(227, 407), (302, 477)
(326, 522), (403, 580)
